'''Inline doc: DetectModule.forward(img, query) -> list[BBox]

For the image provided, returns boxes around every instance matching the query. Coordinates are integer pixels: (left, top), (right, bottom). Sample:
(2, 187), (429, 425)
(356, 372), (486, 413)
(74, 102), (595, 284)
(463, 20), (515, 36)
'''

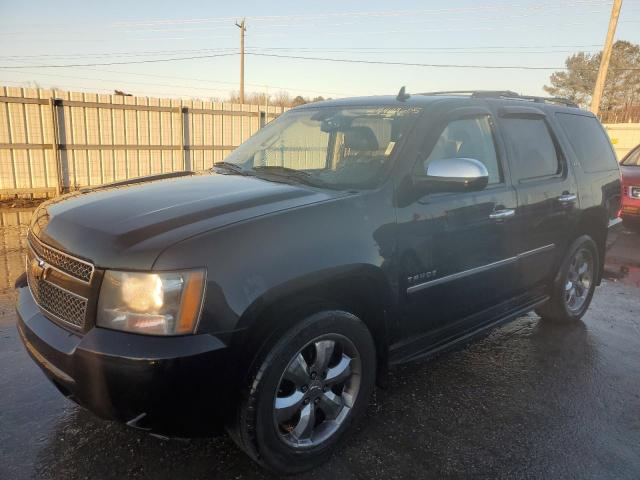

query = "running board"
(389, 295), (549, 366)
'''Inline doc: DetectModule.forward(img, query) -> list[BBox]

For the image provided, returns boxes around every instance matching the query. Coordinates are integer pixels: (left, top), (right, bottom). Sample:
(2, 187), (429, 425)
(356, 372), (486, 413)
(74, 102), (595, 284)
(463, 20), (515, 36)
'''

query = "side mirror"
(414, 157), (489, 193)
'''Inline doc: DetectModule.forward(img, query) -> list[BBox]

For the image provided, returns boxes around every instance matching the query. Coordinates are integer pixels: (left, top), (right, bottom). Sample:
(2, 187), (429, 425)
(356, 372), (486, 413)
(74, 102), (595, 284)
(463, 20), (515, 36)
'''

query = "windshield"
(221, 106), (422, 189)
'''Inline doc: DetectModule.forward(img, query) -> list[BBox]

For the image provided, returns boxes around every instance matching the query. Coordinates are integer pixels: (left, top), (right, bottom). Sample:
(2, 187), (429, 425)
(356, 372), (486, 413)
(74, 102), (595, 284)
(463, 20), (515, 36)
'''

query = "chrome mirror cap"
(414, 157), (489, 193)
(425, 157), (489, 180)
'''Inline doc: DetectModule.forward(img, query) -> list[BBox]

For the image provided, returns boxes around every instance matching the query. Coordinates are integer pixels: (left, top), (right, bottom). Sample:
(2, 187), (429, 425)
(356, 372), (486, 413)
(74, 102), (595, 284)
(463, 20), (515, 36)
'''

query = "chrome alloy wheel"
(273, 334), (362, 448)
(565, 247), (594, 313)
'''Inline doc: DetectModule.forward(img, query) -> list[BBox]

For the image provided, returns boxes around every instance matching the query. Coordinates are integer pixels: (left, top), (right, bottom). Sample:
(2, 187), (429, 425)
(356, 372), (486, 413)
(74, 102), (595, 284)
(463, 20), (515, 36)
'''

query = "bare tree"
(544, 40), (640, 120)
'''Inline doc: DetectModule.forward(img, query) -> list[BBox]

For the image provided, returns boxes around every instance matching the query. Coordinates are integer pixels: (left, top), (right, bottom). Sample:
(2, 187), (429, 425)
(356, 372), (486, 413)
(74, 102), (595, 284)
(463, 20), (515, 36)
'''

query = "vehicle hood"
(30, 172), (344, 269)
(621, 165), (640, 184)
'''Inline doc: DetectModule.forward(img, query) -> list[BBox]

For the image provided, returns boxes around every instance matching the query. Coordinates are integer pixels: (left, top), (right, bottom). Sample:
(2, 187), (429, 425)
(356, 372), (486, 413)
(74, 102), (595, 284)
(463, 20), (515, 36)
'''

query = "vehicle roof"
(293, 93), (592, 116)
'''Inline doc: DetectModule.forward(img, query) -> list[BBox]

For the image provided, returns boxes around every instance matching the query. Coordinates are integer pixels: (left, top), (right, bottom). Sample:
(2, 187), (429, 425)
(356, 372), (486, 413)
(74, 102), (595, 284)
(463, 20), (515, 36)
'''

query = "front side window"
(501, 117), (560, 181)
(421, 116), (502, 184)
(222, 106), (422, 189)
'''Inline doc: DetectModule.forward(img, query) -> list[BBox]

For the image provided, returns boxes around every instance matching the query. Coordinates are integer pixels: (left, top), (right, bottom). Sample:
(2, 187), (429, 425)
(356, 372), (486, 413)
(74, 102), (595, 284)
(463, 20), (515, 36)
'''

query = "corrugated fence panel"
(0, 208), (31, 294)
(604, 123), (640, 161)
(0, 87), (285, 198)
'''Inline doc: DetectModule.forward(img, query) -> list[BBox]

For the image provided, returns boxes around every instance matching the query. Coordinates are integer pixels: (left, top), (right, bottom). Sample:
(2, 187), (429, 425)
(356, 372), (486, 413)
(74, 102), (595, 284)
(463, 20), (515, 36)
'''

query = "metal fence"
(0, 86), (286, 198)
(0, 208), (30, 293)
(603, 123), (640, 160)
(3, 85), (639, 198)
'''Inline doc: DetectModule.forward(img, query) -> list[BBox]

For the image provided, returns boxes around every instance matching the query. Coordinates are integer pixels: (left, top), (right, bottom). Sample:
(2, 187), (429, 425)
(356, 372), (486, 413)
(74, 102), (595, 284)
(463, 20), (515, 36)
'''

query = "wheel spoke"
(563, 248), (595, 312)
(566, 287), (576, 306)
(318, 391), (345, 420)
(274, 334), (363, 449)
(284, 353), (310, 387)
(291, 403), (316, 441)
(325, 354), (352, 385)
(275, 390), (305, 423)
(578, 262), (589, 275)
(312, 340), (335, 374)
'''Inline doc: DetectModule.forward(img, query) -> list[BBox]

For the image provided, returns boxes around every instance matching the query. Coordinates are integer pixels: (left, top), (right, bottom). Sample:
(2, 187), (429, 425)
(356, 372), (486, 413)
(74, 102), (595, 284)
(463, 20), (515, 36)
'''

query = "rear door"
(495, 105), (578, 293)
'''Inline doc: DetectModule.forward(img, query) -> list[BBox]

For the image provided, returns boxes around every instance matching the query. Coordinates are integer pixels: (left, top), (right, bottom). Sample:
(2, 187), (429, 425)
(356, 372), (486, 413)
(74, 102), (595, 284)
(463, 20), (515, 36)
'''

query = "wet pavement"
(0, 208), (639, 479)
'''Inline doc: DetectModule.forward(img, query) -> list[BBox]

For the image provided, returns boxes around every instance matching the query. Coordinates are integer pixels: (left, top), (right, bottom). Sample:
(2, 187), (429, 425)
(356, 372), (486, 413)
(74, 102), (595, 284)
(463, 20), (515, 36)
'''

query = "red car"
(621, 143), (640, 227)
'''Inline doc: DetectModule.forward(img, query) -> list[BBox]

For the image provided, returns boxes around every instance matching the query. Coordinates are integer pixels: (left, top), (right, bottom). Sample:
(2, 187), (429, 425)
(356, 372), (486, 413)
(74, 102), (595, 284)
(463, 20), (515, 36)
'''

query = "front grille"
(26, 238), (91, 330)
(28, 233), (93, 283)
(27, 268), (88, 328)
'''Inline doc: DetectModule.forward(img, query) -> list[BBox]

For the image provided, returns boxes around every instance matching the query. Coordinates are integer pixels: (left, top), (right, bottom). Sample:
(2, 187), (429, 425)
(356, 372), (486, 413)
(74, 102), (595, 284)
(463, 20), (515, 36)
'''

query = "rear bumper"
(16, 285), (233, 436)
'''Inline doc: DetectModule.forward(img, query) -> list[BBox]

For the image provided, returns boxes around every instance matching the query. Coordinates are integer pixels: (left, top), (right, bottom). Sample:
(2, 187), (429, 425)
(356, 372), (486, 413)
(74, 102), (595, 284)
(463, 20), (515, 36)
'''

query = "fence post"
(259, 111), (266, 129)
(48, 98), (65, 195)
(181, 107), (190, 171)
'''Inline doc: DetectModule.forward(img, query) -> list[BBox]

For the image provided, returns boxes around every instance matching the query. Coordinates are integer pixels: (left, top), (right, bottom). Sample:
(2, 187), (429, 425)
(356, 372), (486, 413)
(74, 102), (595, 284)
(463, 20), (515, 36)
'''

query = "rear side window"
(501, 118), (560, 181)
(556, 113), (617, 172)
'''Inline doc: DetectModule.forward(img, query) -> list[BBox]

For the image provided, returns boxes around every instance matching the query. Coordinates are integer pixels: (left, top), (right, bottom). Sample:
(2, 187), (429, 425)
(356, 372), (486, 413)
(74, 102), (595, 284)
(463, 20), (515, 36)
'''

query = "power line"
(109, 1), (611, 28)
(0, 52), (238, 68)
(3, 50), (639, 72)
(0, 44), (604, 62)
(244, 52), (640, 71)
(0, 65), (356, 97)
(0, 47), (237, 60)
(0, 70), (235, 94)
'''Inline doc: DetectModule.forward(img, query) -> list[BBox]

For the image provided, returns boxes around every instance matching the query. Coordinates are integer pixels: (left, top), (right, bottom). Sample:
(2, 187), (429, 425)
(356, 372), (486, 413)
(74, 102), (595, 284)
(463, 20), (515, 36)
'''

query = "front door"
(396, 110), (519, 343)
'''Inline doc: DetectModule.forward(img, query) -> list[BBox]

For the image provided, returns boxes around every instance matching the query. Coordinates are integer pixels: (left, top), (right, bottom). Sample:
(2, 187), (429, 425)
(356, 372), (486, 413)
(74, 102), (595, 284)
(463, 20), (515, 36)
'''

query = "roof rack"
(419, 90), (579, 108)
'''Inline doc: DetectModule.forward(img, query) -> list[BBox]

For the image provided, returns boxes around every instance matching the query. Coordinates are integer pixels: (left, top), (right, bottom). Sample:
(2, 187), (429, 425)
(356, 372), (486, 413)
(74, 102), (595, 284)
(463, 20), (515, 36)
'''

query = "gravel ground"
(1, 215), (638, 480)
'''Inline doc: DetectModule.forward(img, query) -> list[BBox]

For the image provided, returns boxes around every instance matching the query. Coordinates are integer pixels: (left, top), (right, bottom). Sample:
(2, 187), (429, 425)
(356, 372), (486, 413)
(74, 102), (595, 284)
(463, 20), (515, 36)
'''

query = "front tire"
(228, 310), (376, 474)
(536, 235), (599, 322)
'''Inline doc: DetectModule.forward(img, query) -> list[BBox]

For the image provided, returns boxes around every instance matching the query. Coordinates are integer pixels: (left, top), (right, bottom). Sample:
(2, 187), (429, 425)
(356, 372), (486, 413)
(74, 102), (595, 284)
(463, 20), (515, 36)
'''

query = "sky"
(0, 0), (639, 101)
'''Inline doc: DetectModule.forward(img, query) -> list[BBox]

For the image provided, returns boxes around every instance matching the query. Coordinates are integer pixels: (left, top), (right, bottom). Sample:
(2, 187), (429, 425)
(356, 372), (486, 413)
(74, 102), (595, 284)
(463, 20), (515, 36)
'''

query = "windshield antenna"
(396, 86), (410, 102)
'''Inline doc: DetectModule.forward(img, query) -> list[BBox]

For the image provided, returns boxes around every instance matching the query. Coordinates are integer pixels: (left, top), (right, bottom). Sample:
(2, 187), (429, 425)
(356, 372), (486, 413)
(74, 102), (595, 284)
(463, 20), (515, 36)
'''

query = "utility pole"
(590, 0), (623, 116)
(235, 18), (246, 104)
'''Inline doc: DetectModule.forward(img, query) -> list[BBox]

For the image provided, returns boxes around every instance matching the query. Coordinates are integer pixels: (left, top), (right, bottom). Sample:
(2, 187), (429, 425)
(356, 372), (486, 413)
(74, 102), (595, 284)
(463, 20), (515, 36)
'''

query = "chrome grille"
(28, 233), (93, 282)
(26, 240), (90, 330)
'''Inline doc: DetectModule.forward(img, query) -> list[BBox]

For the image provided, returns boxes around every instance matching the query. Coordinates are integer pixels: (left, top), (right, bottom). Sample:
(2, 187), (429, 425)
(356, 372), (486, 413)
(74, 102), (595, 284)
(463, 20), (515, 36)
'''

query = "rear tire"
(536, 235), (599, 322)
(228, 310), (376, 474)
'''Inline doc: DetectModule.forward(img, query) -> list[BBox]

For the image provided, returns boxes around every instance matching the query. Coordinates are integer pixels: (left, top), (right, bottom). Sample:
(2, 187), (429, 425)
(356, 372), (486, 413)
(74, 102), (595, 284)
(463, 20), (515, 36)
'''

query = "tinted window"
(502, 118), (559, 180)
(622, 146), (640, 166)
(224, 106), (422, 189)
(423, 116), (501, 184)
(556, 113), (618, 172)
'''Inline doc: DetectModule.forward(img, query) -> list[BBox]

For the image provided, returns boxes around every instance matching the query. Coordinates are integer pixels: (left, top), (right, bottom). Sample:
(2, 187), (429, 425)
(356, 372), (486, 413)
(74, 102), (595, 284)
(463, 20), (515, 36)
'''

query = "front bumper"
(621, 188), (640, 219)
(16, 285), (232, 436)
(621, 205), (640, 219)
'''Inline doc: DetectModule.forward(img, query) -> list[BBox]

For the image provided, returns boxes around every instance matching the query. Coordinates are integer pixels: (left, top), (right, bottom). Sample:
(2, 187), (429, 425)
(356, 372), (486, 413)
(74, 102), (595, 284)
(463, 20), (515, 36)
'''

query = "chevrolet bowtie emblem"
(32, 257), (50, 281)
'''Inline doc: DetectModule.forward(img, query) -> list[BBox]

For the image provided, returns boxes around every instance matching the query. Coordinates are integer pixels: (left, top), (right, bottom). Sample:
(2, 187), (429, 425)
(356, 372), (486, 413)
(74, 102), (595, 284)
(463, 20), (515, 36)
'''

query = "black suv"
(17, 91), (621, 474)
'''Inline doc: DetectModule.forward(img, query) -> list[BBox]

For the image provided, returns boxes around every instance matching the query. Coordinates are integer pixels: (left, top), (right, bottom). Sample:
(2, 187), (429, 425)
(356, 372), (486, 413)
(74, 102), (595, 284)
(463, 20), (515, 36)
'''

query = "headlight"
(97, 269), (206, 335)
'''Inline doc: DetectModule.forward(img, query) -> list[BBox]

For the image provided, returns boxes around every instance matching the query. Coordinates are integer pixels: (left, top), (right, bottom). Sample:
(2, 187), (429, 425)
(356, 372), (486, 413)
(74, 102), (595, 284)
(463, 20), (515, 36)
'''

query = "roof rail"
(418, 90), (579, 108)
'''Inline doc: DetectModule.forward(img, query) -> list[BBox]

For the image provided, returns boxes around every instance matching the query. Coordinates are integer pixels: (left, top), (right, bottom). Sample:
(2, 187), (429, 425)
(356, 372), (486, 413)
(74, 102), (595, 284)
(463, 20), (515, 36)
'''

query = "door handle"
(558, 193), (577, 204)
(489, 209), (515, 220)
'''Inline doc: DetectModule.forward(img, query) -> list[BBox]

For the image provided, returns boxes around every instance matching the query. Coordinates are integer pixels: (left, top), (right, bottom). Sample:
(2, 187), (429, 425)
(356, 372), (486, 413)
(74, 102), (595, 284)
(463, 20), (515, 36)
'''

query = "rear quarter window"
(556, 113), (618, 173)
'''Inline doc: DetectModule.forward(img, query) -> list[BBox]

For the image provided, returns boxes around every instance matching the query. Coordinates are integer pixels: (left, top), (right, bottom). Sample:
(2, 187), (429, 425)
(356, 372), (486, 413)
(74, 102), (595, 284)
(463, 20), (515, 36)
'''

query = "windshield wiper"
(253, 165), (311, 178)
(212, 162), (252, 176)
(252, 165), (326, 187)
